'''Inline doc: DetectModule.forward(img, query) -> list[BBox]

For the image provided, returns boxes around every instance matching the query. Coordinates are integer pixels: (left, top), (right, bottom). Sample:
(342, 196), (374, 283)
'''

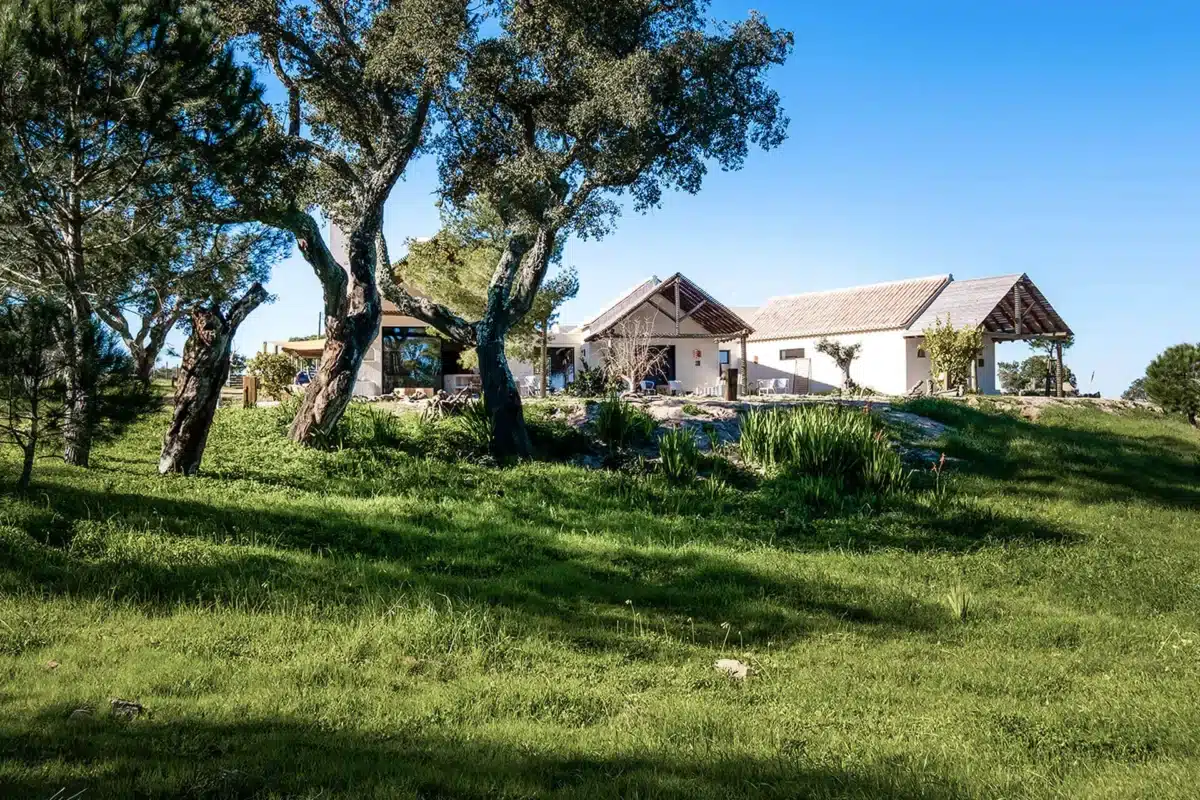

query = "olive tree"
(815, 338), (862, 391)
(224, 0), (472, 444)
(922, 317), (984, 392)
(383, 0), (793, 459)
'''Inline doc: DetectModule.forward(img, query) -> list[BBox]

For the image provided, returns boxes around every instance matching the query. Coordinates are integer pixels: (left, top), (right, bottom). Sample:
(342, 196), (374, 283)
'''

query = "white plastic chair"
(520, 375), (539, 397)
(774, 377), (790, 394)
(758, 378), (775, 395)
(639, 380), (656, 393)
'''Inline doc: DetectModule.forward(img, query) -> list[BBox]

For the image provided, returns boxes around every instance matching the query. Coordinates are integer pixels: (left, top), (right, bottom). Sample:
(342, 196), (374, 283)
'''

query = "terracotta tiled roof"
(747, 275), (950, 341)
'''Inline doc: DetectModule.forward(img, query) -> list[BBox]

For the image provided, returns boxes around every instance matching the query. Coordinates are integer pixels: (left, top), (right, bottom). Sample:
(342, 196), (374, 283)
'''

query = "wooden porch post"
(739, 333), (749, 397)
(674, 282), (681, 335)
(540, 321), (549, 397)
(1055, 340), (1065, 397)
(1013, 284), (1023, 336)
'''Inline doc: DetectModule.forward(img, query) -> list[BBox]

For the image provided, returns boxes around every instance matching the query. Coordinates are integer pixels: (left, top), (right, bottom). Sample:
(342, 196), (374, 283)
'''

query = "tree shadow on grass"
(0, 710), (972, 800)
(906, 403), (1200, 510)
(489, 467), (1082, 555)
(1, 481), (948, 650)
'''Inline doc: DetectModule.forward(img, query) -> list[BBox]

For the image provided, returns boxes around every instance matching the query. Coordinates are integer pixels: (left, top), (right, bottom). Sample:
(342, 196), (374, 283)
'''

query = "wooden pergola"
(981, 277), (1072, 341)
(908, 273), (1074, 395)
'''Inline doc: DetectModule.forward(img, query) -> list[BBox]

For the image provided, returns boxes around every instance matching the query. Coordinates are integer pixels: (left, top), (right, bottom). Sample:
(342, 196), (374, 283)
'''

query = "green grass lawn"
(2, 401), (1199, 798)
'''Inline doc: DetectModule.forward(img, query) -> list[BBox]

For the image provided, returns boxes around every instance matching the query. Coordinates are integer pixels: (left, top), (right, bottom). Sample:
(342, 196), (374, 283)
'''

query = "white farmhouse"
(511, 273), (755, 395)
(738, 273), (1072, 395)
(266, 224), (1072, 398)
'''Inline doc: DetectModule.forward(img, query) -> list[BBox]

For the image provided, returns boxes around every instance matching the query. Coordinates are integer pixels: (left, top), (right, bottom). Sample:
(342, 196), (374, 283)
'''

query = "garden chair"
(519, 375), (539, 397)
(774, 377), (791, 394)
(757, 378), (775, 395)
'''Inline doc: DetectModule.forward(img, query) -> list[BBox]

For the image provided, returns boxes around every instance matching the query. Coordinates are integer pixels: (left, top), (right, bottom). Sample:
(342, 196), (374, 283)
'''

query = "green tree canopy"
(1122, 377), (1148, 402)
(94, 222), (288, 381)
(1144, 343), (1200, 426)
(998, 356), (1077, 395)
(0, 0), (275, 465)
(383, 0), (793, 458)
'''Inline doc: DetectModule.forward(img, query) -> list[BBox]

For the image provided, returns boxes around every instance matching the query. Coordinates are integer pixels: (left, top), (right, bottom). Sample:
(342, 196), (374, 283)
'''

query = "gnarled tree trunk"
(476, 334), (531, 461)
(287, 218), (382, 444)
(382, 226), (554, 461)
(159, 285), (267, 475)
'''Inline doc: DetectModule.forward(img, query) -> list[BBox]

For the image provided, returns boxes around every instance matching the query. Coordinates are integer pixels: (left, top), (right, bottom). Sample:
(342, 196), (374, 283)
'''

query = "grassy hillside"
(1, 401), (1198, 798)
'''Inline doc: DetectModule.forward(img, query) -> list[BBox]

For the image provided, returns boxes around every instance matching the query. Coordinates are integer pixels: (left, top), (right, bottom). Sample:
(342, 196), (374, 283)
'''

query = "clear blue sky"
(233, 0), (1200, 397)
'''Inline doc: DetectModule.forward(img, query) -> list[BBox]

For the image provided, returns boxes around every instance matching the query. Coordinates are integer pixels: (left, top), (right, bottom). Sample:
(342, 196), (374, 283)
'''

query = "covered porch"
(905, 274), (1074, 395)
(581, 273), (754, 395)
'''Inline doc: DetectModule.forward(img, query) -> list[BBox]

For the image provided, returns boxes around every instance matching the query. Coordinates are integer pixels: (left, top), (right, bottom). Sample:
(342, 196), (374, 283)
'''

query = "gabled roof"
(583, 278), (660, 334)
(907, 274), (1072, 337)
(583, 273), (753, 341)
(747, 275), (950, 341)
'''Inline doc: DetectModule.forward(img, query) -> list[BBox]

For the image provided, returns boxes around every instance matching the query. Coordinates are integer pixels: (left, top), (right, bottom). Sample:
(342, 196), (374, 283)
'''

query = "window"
(718, 350), (731, 365)
(978, 358), (986, 367)
(779, 348), (805, 360)
(381, 328), (442, 392)
(917, 348), (927, 358)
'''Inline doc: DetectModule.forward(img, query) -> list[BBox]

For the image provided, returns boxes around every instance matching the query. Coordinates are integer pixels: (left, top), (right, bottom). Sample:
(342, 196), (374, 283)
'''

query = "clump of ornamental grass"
(738, 404), (909, 494)
(657, 427), (700, 484)
(945, 585), (972, 623)
(594, 394), (657, 449)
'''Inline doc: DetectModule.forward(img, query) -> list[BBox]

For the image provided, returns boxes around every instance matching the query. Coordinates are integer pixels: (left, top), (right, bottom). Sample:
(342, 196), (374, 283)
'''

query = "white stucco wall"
(358, 343), (383, 395)
(505, 327), (587, 389)
(979, 337), (997, 394)
(742, 330), (910, 395)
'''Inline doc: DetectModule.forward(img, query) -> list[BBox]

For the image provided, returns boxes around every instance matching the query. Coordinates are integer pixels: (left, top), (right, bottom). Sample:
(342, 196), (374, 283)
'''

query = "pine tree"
(1144, 344), (1200, 427)
(0, 0), (272, 466)
(0, 296), (65, 489)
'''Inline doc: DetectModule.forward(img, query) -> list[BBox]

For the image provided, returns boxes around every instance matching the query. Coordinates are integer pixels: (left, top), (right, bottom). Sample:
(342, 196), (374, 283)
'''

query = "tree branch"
(506, 226), (555, 320)
(274, 210), (346, 318)
(228, 282), (269, 328)
(377, 232), (478, 346)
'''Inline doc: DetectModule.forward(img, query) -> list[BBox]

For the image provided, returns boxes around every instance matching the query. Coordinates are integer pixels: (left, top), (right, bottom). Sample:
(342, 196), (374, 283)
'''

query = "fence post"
(725, 367), (739, 401)
(243, 375), (259, 408)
